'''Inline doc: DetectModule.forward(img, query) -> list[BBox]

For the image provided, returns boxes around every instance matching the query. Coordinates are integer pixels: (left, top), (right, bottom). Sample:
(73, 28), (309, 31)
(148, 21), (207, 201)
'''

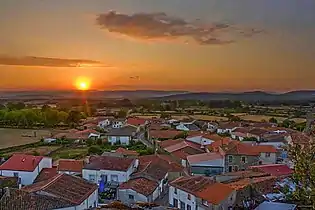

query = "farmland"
(0, 128), (51, 149)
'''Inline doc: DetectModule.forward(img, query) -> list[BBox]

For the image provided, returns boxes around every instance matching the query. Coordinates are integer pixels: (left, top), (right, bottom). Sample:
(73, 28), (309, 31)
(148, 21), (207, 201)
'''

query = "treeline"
(0, 103), (86, 128)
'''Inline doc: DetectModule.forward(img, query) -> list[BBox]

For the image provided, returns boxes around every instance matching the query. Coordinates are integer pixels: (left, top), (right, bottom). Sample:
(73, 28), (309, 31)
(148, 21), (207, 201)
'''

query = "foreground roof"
(0, 188), (73, 210)
(0, 154), (44, 172)
(196, 182), (234, 205)
(22, 174), (97, 205)
(126, 117), (147, 126)
(224, 142), (260, 156)
(115, 147), (139, 156)
(119, 177), (158, 196)
(84, 155), (135, 171)
(34, 167), (58, 183)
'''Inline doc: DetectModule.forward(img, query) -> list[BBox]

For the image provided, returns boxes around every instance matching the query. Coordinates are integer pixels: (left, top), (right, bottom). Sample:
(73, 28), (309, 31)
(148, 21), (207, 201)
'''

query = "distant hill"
(0, 90), (188, 100)
(153, 90), (315, 102)
(0, 90), (315, 102)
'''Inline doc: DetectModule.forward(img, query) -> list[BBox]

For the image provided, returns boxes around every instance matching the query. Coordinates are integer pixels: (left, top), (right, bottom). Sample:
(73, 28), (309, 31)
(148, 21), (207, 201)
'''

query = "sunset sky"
(0, 0), (314, 92)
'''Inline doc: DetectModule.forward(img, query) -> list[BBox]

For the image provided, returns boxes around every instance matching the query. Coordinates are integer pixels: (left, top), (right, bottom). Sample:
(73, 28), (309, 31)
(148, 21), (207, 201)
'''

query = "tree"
(283, 138), (315, 208)
(88, 145), (102, 155)
(86, 138), (95, 147)
(67, 110), (82, 124)
(160, 112), (171, 119)
(229, 115), (241, 122)
(116, 110), (127, 119)
(269, 117), (278, 124)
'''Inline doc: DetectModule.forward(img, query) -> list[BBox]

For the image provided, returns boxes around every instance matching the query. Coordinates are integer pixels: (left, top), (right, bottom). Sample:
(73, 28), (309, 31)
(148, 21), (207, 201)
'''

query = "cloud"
(96, 11), (263, 45)
(0, 56), (109, 68)
(129, 76), (140, 80)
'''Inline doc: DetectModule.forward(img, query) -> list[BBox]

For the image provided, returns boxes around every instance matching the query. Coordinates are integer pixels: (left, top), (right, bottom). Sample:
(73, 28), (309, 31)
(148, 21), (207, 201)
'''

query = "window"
(180, 201), (185, 210)
(265, 152), (271, 157)
(187, 204), (191, 210)
(234, 165), (239, 172)
(228, 166), (233, 172)
(13, 172), (19, 177)
(228, 155), (233, 163)
(173, 198), (178, 207)
(111, 175), (118, 182)
(174, 188), (177, 194)
(129, 194), (134, 200)
(241, 156), (247, 163)
(202, 199), (209, 206)
(187, 194), (191, 200)
(88, 174), (96, 182)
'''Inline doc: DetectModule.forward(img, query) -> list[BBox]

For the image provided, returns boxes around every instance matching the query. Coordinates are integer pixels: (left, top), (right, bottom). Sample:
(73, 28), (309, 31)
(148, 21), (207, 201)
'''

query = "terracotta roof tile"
(196, 183), (234, 205)
(0, 154), (45, 172)
(227, 175), (276, 190)
(22, 174), (97, 205)
(150, 130), (183, 139)
(250, 164), (293, 177)
(57, 159), (84, 173)
(115, 147), (139, 156)
(137, 155), (184, 174)
(187, 152), (223, 164)
(158, 139), (185, 148)
(126, 117), (147, 126)
(252, 145), (277, 153)
(119, 177), (158, 196)
(224, 142), (260, 156)
(84, 155), (135, 171)
(0, 188), (74, 210)
(34, 167), (58, 183)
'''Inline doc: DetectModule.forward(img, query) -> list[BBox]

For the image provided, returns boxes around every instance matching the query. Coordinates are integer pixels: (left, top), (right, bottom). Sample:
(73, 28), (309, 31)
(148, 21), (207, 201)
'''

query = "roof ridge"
(41, 173), (63, 190)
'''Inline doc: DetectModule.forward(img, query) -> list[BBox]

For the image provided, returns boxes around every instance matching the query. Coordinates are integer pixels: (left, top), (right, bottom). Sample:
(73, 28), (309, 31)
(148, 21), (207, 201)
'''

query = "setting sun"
(75, 77), (91, 91)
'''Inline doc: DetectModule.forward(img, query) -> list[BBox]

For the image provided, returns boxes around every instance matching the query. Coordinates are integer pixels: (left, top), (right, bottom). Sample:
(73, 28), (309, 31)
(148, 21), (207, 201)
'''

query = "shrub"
(88, 145), (102, 155)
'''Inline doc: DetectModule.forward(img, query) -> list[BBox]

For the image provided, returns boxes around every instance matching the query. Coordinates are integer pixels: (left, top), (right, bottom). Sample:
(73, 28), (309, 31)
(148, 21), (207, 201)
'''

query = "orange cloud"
(0, 56), (110, 68)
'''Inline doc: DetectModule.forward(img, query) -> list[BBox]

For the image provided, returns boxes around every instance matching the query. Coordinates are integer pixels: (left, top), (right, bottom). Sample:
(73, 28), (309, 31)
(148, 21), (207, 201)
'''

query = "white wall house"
(112, 120), (126, 129)
(258, 152), (277, 165)
(98, 119), (111, 129)
(0, 154), (52, 186)
(82, 156), (139, 186)
(118, 177), (160, 206)
(169, 185), (198, 210)
(22, 174), (98, 210)
(187, 153), (225, 176)
(108, 135), (131, 145)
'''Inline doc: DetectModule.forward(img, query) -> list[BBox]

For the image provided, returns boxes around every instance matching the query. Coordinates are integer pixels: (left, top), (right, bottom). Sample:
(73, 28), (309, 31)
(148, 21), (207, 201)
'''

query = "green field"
(0, 128), (51, 149)
(50, 147), (89, 160)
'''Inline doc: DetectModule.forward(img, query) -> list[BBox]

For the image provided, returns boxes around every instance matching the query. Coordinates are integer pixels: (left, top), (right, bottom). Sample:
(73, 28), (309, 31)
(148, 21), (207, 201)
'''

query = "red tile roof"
(127, 117), (147, 126)
(248, 128), (268, 136)
(158, 139), (185, 148)
(164, 141), (202, 153)
(34, 167), (58, 183)
(187, 152), (223, 164)
(150, 130), (183, 139)
(224, 142), (260, 156)
(57, 159), (84, 173)
(119, 177), (158, 196)
(171, 176), (233, 205)
(84, 155), (135, 172)
(137, 155), (184, 174)
(22, 174), (97, 205)
(115, 147), (139, 156)
(0, 188), (74, 210)
(218, 122), (241, 129)
(227, 175), (276, 190)
(209, 138), (232, 152)
(252, 145), (277, 153)
(0, 154), (45, 172)
(196, 183), (234, 205)
(250, 164), (293, 177)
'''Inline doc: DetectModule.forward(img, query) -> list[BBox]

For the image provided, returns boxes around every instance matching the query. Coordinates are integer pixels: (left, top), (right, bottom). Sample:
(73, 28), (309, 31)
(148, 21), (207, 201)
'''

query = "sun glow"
(75, 77), (91, 91)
